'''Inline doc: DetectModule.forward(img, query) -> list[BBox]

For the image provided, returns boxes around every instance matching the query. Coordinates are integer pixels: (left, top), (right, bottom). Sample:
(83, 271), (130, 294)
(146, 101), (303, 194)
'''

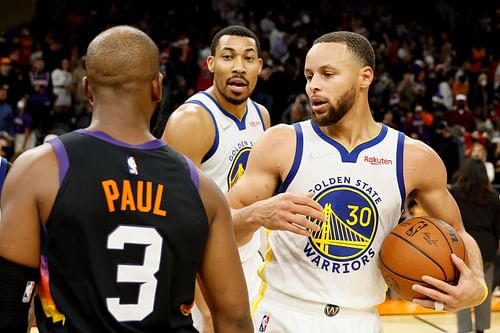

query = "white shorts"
(193, 231), (264, 332)
(240, 230), (265, 303)
(252, 287), (383, 333)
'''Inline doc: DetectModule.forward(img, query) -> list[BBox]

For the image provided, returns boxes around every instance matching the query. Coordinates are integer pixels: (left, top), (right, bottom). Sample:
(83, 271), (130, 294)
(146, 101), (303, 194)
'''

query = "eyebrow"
(219, 46), (257, 53)
(304, 64), (338, 73)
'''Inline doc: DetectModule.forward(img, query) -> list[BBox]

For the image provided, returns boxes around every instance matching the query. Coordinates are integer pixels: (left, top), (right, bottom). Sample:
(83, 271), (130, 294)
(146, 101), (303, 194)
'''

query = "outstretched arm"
(197, 170), (253, 332)
(228, 125), (324, 246)
(404, 138), (486, 311)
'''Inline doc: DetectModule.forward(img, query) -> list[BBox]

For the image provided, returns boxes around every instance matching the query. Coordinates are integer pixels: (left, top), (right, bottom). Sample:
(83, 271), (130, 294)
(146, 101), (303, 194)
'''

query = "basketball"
(379, 216), (466, 302)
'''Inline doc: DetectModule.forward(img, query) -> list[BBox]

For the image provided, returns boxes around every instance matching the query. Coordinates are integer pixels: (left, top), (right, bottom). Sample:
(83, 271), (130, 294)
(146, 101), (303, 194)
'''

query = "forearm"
(459, 231), (484, 279)
(232, 205), (262, 247)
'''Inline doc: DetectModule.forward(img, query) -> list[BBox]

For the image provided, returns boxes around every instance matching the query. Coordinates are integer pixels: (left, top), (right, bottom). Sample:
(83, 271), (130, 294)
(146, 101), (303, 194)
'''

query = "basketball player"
(228, 31), (487, 332)
(162, 25), (324, 331)
(0, 26), (252, 333)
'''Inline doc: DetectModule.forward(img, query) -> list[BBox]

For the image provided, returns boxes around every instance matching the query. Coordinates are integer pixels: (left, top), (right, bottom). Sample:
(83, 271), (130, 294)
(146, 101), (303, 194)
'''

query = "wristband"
(478, 281), (489, 305)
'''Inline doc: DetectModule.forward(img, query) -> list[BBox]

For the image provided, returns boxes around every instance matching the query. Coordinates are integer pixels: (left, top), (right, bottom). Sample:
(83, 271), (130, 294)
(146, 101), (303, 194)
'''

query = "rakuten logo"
(364, 156), (393, 165)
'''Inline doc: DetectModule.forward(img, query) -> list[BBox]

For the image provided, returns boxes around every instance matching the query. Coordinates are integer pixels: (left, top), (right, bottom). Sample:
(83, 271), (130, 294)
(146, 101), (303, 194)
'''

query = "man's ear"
(152, 72), (163, 103)
(83, 77), (94, 106)
(359, 66), (374, 89)
(207, 56), (215, 73)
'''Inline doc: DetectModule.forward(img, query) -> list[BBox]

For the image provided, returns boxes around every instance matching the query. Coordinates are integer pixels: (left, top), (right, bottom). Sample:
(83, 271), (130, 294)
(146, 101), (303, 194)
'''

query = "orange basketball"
(379, 216), (466, 301)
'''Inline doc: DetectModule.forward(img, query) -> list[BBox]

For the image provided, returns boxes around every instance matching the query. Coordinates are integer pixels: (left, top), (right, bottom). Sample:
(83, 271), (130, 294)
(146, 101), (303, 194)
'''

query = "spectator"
(451, 158), (500, 333)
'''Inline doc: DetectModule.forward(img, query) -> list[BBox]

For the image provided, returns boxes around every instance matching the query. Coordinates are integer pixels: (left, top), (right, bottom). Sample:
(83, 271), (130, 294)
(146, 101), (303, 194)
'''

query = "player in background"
(163, 25), (324, 332)
(0, 25), (252, 333)
(228, 31), (487, 332)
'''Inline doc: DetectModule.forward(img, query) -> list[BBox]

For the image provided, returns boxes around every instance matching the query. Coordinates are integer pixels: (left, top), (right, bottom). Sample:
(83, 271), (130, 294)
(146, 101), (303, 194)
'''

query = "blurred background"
(2, 1), (500, 332)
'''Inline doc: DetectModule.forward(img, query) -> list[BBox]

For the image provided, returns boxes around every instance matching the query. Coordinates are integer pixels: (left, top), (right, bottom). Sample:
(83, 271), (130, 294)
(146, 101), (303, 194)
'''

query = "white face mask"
(480, 78), (487, 87)
(17, 99), (25, 110)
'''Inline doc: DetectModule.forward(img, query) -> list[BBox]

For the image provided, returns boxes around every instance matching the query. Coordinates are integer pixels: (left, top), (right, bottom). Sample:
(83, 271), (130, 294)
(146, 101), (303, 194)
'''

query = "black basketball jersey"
(35, 130), (208, 333)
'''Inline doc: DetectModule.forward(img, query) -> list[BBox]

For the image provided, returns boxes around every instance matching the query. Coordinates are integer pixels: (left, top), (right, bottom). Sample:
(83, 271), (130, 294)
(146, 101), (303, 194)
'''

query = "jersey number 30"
(106, 225), (163, 321)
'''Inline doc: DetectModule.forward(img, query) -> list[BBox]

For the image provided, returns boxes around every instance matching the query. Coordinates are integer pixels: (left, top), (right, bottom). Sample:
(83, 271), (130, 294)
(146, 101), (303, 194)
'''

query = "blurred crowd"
(0, 0), (499, 185)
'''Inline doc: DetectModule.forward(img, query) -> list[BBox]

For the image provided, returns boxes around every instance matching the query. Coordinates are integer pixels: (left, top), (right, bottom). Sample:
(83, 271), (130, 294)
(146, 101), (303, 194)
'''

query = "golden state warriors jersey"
(260, 120), (405, 308)
(184, 91), (265, 193)
(184, 91), (265, 305)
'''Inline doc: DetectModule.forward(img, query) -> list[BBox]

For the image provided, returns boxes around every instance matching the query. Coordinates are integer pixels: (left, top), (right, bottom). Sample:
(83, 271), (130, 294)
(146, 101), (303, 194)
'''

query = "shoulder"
(403, 137), (447, 194)
(13, 143), (56, 172)
(167, 102), (214, 127)
(252, 124), (296, 159)
(163, 101), (215, 141)
(5, 143), (58, 199)
(404, 136), (442, 163)
(257, 123), (296, 145)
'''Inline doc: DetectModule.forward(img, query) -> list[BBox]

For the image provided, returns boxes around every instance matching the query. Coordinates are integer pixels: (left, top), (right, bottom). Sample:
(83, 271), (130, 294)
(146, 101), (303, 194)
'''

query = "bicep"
(228, 136), (280, 208)
(405, 139), (464, 231)
(0, 153), (42, 268)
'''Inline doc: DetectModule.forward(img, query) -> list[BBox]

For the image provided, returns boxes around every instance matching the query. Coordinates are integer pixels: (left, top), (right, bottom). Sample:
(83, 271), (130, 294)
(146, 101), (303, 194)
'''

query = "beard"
(312, 86), (356, 126)
(215, 77), (249, 106)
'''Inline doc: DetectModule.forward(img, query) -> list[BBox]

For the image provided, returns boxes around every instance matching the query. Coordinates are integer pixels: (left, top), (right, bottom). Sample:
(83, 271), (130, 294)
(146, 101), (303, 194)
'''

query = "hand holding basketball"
(379, 217), (466, 303)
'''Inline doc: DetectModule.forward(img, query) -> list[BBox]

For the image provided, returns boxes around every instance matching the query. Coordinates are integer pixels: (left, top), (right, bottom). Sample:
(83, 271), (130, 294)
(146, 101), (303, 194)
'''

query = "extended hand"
(250, 192), (324, 236)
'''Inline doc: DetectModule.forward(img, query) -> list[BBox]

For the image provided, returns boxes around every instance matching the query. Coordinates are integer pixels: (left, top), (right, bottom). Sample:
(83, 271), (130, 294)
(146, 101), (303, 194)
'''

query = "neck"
(87, 95), (156, 144)
(319, 100), (379, 151)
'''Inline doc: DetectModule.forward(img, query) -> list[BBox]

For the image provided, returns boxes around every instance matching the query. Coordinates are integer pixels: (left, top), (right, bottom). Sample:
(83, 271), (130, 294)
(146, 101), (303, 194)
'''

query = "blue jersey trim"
(185, 99), (220, 163)
(396, 131), (406, 211)
(200, 91), (248, 130)
(310, 122), (388, 163)
(278, 123), (303, 193)
(252, 101), (266, 130)
(0, 157), (8, 195)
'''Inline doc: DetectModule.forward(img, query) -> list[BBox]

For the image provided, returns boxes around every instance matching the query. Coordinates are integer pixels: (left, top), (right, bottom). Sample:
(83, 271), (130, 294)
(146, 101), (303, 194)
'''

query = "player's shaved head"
(85, 25), (160, 92)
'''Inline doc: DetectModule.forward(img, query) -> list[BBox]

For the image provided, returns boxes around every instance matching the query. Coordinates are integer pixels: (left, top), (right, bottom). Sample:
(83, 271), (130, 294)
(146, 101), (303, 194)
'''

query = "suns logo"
(309, 185), (378, 261)
(227, 147), (251, 189)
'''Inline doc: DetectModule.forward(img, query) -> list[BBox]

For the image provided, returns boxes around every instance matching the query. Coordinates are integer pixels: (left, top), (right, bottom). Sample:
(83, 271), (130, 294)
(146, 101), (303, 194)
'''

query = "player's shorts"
(252, 286), (383, 333)
(193, 231), (264, 332)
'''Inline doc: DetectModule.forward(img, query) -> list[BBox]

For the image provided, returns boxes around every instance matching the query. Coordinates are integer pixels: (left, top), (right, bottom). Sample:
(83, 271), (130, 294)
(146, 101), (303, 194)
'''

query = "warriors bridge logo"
(306, 184), (379, 272)
(227, 147), (251, 189)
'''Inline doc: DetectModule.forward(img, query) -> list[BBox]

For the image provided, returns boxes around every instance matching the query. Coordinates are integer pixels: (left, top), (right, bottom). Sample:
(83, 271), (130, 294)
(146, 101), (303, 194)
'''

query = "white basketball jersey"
(184, 91), (265, 300)
(184, 91), (266, 192)
(258, 120), (405, 309)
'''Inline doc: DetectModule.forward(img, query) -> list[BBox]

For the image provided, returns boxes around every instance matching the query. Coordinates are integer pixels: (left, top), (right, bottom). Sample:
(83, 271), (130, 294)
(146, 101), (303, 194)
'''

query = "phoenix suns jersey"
(257, 121), (405, 309)
(35, 130), (208, 333)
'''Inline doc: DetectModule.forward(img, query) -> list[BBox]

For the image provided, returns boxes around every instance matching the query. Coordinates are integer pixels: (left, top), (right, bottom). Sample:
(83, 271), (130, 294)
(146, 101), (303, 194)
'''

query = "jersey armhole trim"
(252, 101), (266, 131)
(0, 157), (8, 194)
(396, 132), (406, 211)
(48, 137), (69, 184)
(278, 123), (303, 193)
(185, 100), (220, 163)
(183, 155), (200, 191)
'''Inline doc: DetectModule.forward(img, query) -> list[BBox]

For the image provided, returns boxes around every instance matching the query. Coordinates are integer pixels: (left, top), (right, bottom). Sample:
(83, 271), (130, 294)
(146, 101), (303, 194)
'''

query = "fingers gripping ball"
(379, 216), (466, 301)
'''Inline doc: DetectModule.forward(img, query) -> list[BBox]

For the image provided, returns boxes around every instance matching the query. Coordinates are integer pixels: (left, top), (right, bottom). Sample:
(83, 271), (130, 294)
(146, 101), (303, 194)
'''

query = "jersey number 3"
(106, 225), (163, 321)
